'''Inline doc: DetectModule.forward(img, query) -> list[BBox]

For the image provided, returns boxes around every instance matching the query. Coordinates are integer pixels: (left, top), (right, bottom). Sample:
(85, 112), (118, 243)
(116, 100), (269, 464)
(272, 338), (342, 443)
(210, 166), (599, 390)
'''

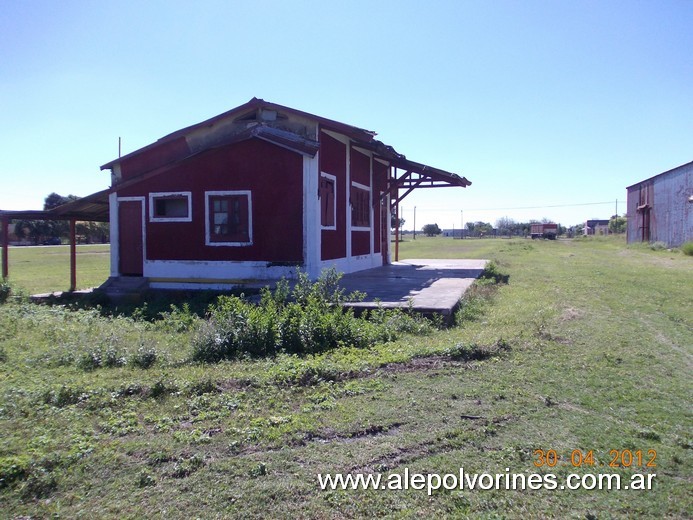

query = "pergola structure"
(0, 189), (110, 292)
(387, 162), (470, 261)
(357, 139), (471, 260)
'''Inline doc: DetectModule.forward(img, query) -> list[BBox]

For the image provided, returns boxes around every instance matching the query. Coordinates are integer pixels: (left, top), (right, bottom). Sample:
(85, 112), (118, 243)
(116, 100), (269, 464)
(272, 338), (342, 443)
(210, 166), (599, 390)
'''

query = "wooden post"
(394, 202), (400, 262)
(69, 219), (76, 291)
(1, 216), (8, 280)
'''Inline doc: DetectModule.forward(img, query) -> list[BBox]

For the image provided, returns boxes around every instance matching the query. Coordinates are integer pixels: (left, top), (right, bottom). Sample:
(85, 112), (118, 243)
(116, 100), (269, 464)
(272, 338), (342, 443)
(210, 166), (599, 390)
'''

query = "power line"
(411, 200), (626, 212)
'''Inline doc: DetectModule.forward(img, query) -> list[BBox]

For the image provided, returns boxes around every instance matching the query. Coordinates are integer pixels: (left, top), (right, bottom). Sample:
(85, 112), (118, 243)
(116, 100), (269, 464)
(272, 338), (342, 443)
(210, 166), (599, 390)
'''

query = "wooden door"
(118, 200), (143, 276)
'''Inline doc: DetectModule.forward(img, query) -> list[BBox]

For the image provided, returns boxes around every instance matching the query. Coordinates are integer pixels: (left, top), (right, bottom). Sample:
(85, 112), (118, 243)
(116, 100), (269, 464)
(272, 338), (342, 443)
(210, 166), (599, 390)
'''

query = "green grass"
(0, 236), (691, 518)
(1, 244), (110, 294)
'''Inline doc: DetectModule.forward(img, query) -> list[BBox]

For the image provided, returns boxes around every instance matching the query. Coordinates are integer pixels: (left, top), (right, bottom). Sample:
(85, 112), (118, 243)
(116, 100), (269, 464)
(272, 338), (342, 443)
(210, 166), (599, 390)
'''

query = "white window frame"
(320, 172), (337, 230)
(350, 181), (371, 231)
(149, 191), (192, 222)
(204, 190), (253, 246)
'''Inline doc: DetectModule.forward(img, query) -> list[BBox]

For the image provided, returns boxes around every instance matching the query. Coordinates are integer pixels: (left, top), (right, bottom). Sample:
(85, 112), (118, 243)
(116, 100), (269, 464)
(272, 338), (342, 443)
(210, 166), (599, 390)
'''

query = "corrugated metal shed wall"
(627, 162), (692, 247)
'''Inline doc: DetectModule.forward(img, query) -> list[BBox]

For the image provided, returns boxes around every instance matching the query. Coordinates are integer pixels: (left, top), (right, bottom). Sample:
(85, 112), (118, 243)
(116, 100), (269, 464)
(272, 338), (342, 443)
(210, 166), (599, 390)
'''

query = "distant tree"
(517, 221), (532, 236)
(37, 193), (79, 241)
(495, 216), (516, 237)
(473, 221), (494, 237)
(422, 223), (442, 237)
(44, 192), (79, 210)
(391, 215), (406, 229)
(13, 193), (86, 244)
(609, 215), (627, 234)
(76, 221), (110, 243)
(13, 219), (59, 244)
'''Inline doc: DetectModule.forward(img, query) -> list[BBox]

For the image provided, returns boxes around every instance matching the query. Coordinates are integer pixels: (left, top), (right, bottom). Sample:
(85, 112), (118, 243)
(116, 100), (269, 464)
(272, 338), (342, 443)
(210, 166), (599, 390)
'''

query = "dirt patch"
(346, 414), (516, 474)
(380, 356), (466, 374)
(560, 307), (585, 322)
(306, 422), (404, 444)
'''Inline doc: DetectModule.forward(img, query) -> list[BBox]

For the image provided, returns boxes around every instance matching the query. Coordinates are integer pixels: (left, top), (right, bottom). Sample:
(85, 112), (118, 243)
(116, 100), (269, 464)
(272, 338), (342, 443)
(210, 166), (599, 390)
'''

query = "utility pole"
(412, 206), (416, 240)
(460, 210), (463, 239)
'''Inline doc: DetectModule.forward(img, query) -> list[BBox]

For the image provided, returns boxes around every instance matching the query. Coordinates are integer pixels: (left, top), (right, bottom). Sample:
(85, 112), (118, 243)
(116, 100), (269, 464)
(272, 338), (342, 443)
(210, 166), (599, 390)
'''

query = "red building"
(101, 98), (470, 290)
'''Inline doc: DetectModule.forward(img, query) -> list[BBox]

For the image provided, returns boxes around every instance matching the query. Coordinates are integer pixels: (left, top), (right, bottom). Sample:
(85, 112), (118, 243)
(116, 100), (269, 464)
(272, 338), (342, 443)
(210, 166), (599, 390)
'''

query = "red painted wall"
(320, 131), (347, 260)
(120, 137), (190, 180)
(351, 230), (370, 256)
(119, 138), (304, 263)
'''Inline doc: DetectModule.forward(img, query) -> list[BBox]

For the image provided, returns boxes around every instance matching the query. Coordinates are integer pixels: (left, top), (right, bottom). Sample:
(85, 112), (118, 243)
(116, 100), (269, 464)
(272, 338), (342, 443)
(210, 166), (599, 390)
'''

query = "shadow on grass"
(27, 287), (257, 321)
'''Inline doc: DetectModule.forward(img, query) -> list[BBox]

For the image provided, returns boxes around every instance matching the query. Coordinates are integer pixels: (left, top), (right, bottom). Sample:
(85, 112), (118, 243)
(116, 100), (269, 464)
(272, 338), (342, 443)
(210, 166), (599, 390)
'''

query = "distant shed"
(584, 219), (609, 236)
(626, 161), (692, 247)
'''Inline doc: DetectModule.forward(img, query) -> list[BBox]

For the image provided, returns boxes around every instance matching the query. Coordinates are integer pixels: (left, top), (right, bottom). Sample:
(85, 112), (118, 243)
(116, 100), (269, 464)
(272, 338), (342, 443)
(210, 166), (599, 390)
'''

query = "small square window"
(206, 191), (252, 246)
(149, 192), (192, 222)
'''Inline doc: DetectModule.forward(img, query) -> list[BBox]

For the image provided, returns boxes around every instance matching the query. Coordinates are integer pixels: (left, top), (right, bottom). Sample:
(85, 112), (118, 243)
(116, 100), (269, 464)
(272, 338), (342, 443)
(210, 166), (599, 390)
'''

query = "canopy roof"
(0, 189), (110, 222)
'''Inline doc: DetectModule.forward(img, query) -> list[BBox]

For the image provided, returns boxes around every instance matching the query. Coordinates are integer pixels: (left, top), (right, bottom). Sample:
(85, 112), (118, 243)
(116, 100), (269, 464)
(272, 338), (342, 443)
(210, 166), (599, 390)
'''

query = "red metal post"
(69, 219), (76, 291)
(1, 216), (8, 280)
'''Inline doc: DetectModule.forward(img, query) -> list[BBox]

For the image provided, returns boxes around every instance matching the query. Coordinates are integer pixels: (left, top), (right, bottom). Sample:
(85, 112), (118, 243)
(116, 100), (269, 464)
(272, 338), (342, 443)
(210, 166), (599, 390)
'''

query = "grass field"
(0, 236), (691, 518)
(1, 244), (110, 294)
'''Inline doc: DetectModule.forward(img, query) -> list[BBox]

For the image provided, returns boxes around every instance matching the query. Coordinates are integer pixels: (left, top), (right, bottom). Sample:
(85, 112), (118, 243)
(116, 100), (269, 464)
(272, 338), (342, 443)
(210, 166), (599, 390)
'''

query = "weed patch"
(479, 260), (510, 284)
(0, 456), (30, 488)
(192, 269), (433, 362)
(443, 339), (511, 361)
(130, 344), (158, 369)
(170, 453), (205, 478)
(0, 281), (11, 304)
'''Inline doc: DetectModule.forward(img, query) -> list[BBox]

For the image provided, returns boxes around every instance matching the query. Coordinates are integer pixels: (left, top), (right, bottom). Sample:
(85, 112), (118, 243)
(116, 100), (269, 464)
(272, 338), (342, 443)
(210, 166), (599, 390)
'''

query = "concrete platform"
(339, 259), (488, 317)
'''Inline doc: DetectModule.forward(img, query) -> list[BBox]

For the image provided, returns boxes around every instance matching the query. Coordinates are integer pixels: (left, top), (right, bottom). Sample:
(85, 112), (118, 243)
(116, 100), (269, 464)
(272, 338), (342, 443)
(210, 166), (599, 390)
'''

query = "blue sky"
(1, 0), (691, 229)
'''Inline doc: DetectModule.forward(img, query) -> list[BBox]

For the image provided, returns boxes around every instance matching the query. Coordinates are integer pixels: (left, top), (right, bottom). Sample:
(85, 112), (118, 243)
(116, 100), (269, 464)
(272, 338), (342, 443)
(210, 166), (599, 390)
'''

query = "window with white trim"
(350, 182), (370, 229)
(319, 172), (337, 229)
(149, 192), (192, 222)
(205, 191), (252, 246)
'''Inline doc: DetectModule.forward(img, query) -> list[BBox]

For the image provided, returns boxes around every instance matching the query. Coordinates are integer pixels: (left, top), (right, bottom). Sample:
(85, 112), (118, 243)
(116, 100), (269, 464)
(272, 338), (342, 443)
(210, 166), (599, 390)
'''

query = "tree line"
(401, 215), (627, 238)
(11, 193), (109, 245)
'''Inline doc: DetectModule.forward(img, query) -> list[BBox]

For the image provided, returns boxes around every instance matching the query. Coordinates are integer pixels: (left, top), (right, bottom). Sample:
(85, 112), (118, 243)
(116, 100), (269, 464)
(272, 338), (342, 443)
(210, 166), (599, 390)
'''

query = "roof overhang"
(0, 189), (110, 222)
(98, 98), (471, 207)
(351, 137), (471, 207)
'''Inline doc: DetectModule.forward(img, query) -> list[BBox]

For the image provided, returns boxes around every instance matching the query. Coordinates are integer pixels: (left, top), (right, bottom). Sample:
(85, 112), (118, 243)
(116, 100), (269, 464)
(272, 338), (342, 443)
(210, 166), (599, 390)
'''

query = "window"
(319, 173), (336, 229)
(149, 192), (191, 222)
(205, 191), (252, 246)
(351, 183), (370, 229)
